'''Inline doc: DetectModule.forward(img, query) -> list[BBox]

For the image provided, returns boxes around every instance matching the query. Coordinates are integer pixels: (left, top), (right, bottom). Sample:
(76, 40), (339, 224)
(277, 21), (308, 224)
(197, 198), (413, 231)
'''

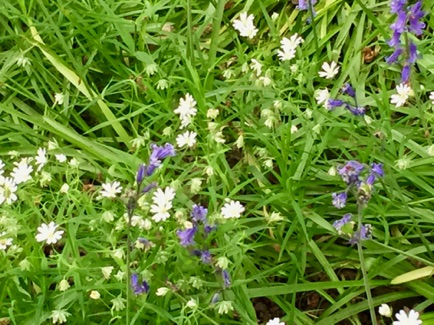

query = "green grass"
(0, 0), (433, 324)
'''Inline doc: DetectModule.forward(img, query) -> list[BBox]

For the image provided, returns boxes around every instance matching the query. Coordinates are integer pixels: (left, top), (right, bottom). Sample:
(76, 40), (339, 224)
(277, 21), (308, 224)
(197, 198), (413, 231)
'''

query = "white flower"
(50, 309), (71, 324)
(0, 177), (18, 205)
(266, 318), (285, 325)
(258, 76), (272, 86)
(250, 59), (262, 76)
(101, 266), (114, 280)
(427, 144), (434, 156)
(58, 279), (70, 292)
(16, 53), (31, 67)
(396, 157), (411, 170)
(145, 63), (158, 76)
(267, 211), (284, 223)
(55, 154), (67, 163)
(69, 158), (80, 167)
(263, 159), (274, 168)
(393, 309), (422, 325)
(186, 298), (198, 310)
(277, 34), (303, 61)
(318, 61), (340, 79)
(233, 12), (258, 39)
(100, 181), (122, 198)
(216, 256), (230, 269)
(213, 131), (226, 144)
(101, 211), (114, 223)
(429, 91), (434, 105)
(35, 148), (47, 171)
(156, 79), (169, 90)
(150, 187), (175, 222)
(204, 166), (214, 176)
(89, 290), (101, 299)
(328, 166), (337, 176)
(156, 287), (170, 296)
(391, 83), (412, 107)
(111, 295), (127, 311)
(290, 124), (298, 134)
(114, 270), (125, 281)
(190, 178), (202, 194)
(174, 93), (197, 129)
(0, 232), (13, 250)
(207, 108), (219, 119)
(215, 301), (234, 315)
(176, 131), (197, 148)
(235, 135), (244, 148)
(271, 12), (279, 21)
(222, 69), (235, 79)
(60, 183), (69, 193)
(39, 171), (52, 187)
(378, 304), (392, 317)
(315, 88), (330, 109)
(221, 200), (245, 219)
(35, 222), (64, 244)
(54, 93), (65, 105)
(11, 159), (33, 184)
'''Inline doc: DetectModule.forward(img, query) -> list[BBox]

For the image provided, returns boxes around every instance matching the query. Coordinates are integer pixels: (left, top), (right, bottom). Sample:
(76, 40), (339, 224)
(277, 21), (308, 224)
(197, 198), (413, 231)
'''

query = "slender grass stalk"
(356, 204), (377, 325)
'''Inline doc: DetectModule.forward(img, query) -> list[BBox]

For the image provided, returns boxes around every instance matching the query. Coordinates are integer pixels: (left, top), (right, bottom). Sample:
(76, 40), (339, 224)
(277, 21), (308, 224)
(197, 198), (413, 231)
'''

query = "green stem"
(356, 205), (377, 325)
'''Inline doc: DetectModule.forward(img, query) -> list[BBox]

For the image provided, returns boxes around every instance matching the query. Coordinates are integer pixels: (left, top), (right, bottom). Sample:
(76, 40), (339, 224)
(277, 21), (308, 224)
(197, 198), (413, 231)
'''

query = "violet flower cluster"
(298, 0), (317, 17)
(327, 83), (366, 116)
(176, 204), (232, 290)
(386, 0), (425, 83)
(331, 161), (384, 244)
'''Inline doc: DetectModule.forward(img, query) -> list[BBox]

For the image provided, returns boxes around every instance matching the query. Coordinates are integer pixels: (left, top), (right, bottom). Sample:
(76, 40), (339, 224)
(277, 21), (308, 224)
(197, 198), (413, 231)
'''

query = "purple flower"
(332, 192), (347, 209)
(327, 99), (344, 110)
(371, 163), (384, 177)
(348, 224), (372, 245)
(176, 226), (197, 247)
(386, 47), (403, 64)
(387, 30), (402, 47)
(146, 143), (176, 176)
(337, 161), (364, 185)
(408, 42), (417, 63)
(333, 213), (352, 233)
(191, 204), (208, 223)
(407, 1), (425, 35)
(131, 273), (150, 295)
(136, 237), (153, 250)
(401, 64), (410, 83)
(390, 11), (407, 33)
(390, 0), (407, 14)
(211, 292), (220, 304)
(136, 164), (146, 183)
(341, 83), (356, 98)
(222, 269), (231, 288)
(204, 224), (217, 234)
(142, 182), (157, 193)
(200, 250), (212, 264)
(345, 104), (365, 116)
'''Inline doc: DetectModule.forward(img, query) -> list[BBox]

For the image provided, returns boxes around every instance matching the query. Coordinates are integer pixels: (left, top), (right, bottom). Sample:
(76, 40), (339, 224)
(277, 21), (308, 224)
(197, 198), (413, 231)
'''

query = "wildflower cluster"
(232, 12), (258, 39)
(175, 94), (198, 148)
(327, 83), (366, 116)
(331, 161), (384, 244)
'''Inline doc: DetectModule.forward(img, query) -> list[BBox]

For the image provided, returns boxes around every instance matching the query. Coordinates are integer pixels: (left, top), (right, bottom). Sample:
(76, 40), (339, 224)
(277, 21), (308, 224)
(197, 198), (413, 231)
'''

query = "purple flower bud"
(337, 161), (364, 185)
(146, 143), (176, 176)
(200, 250), (212, 264)
(401, 64), (410, 83)
(211, 292), (220, 304)
(176, 226), (197, 247)
(136, 164), (146, 183)
(348, 224), (372, 245)
(345, 104), (365, 116)
(341, 83), (356, 98)
(327, 99), (344, 110)
(371, 163), (384, 177)
(390, 11), (407, 33)
(333, 213), (352, 233)
(332, 192), (347, 209)
(131, 273), (150, 295)
(191, 204), (208, 223)
(204, 224), (217, 235)
(142, 182), (157, 193)
(407, 1), (426, 36)
(222, 270), (231, 288)
(386, 47), (403, 64)
(387, 30), (402, 48)
(408, 42), (417, 63)
(390, 0), (407, 14)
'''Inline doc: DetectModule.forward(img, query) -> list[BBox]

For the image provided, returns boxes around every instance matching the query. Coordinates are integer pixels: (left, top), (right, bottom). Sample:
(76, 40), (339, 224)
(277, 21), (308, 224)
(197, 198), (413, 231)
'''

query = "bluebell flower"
(332, 213), (353, 233)
(131, 273), (150, 295)
(145, 143), (176, 176)
(408, 42), (417, 63)
(385, 47), (403, 64)
(345, 104), (365, 116)
(136, 164), (146, 183)
(222, 269), (231, 288)
(211, 292), (220, 304)
(407, 1), (425, 35)
(390, 0), (407, 14)
(341, 83), (356, 98)
(204, 224), (217, 234)
(366, 163), (384, 185)
(177, 226), (197, 247)
(191, 204), (208, 223)
(327, 99), (344, 110)
(337, 161), (364, 185)
(142, 182), (156, 193)
(332, 192), (347, 209)
(348, 224), (372, 245)
(200, 250), (212, 264)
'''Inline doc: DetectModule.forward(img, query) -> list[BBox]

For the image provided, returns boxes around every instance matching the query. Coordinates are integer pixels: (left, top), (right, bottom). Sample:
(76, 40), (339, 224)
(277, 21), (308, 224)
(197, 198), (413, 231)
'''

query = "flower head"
(100, 181), (122, 198)
(333, 213), (353, 234)
(176, 226), (197, 247)
(191, 204), (208, 222)
(11, 159), (33, 184)
(221, 200), (245, 219)
(266, 318), (285, 325)
(35, 222), (64, 244)
(150, 187), (175, 222)
(379, 304), (392, 317)
(233, 12), (258, 39)
(391, 83), (412, 107)
(176, 131), (197, 148)
(0, 177), (18, 205)
(50, 309), (71, 324)
(393, 309), (422, 325)
(319, 61), (340, 79)
(0, 232), (13, 250)
(337, 161), (365, 185)
(332, 192), (347, 209)
(131, 273), (150, 295)
(174, 94), (197, 129)
(277, 34), (303, 61)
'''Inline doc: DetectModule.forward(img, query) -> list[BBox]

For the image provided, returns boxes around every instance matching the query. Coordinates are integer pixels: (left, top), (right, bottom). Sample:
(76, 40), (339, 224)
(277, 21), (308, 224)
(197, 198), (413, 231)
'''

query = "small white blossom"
(111, 295), (126, 311)
(58, 279), (70, 292)
(263, 159), (274, 169)
(69, 158), (80, 167)
(186, 298), (198, 310)
(204, 166), (214, 177)
(290, 124), (298, 134)
(55, 154), (67, 163)
(277, 34), (303, 61)
(315, 88), (330, 109)
(271, 12), (279, 21)
(391, 83), (412, 107)
(393, 309), (421, 325)
(429, 91), (434, 105)
(150, 187), (176, 222)
(0, 232), (13, 250)
(427, 144), (434, 156)
(216, 256), (230, 269)
(318, 61), (340, 79)
(35, 222), (64, 244)
(328, 166), (337, 176)
(258, 75), (272, 86)
(213, 131), (226, 144)
(378, 304), (392, 317)
(60, 183), (69, 193)
(35, 148), (47, 171)
(145, 63), (158, 76)
(222, 69), (235, 79)
(156, 287), (170, 296)
(267, 211), (284, 223)
(233, 12), (258, 39)
(39, 171), (52, 187)
(250, 59), (262, 76)
(100, 181), (122, 198)
(101, 211), (114, 223)
(114, 270), (125, 281)
(11, 159), (33, 184)
(235, 134), (244, 148)
(156, 79), (169, 90)
(176, 131), (197, 148)
(396, 157), (411, 170)
(215, 301), (234, 315)
(54, 93), (65, 105)
(221, 200), (245, 219)
(50, 309), (71, 324)
(89, 290), (101, 299)
(266, 318), (285, 325)
(16, 53), (31, 67)
(207, 108), (219, 119)
(0, 177), (18, 205)
(174, 93), (197, 129)
(190, 178), (202, 194)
